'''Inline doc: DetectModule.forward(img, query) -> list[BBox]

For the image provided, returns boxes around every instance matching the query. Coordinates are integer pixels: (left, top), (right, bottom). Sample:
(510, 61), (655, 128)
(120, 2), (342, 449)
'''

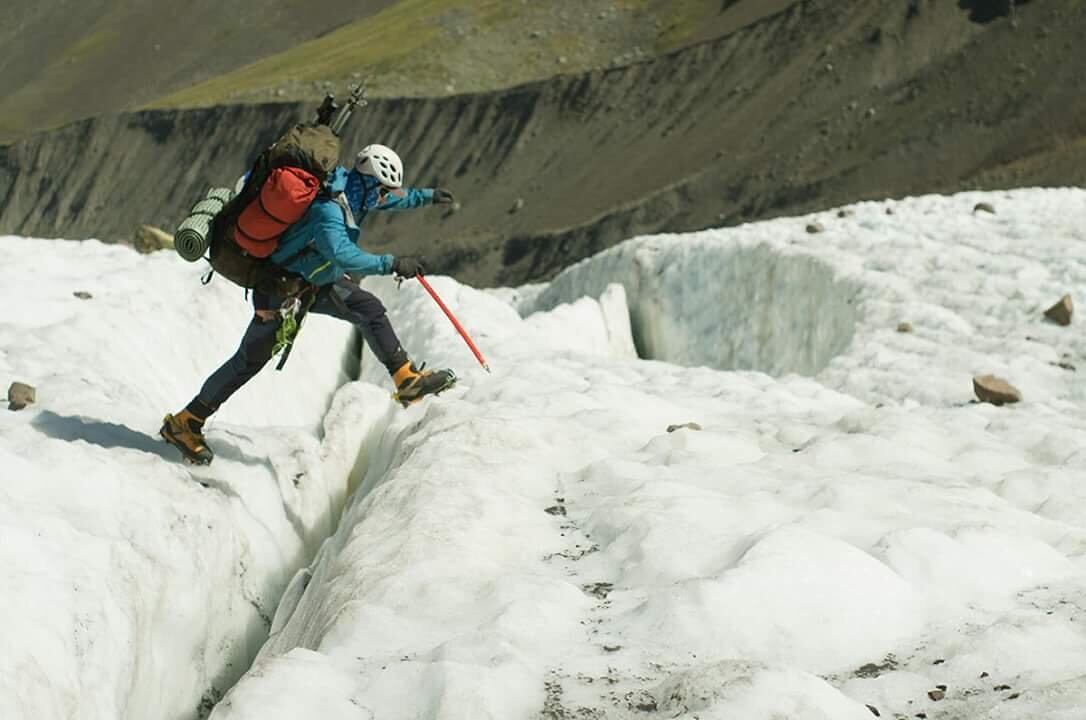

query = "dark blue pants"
(188, 279), (407, 418)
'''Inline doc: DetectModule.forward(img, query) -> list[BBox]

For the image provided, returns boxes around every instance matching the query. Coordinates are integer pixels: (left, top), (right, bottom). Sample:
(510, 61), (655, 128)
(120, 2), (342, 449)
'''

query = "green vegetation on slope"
(152, 0), (478, 107)
(149, 0), (755, 108)
(1, 0), (787, 138)
(0, 0), (395, 142)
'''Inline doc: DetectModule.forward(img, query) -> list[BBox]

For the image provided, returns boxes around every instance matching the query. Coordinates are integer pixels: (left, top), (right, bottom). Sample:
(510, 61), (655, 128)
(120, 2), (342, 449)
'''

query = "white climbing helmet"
(355, 144), (403, 188)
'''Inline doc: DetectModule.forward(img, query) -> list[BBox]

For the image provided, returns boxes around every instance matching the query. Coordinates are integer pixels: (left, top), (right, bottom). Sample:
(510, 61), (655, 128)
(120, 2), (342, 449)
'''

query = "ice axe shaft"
(331, 82), (368, 135)
(416, 274), (490, 373)
(314, 82), (369, 135)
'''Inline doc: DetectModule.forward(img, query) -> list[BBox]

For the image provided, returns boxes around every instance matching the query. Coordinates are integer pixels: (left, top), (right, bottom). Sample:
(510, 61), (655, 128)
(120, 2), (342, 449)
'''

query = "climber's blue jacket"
(271, 167), (433, 286)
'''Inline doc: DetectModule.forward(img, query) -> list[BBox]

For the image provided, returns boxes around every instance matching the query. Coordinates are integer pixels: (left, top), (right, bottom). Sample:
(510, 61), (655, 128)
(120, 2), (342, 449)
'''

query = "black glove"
(392, 255), (428, 278)
(432, 188), (455, 205)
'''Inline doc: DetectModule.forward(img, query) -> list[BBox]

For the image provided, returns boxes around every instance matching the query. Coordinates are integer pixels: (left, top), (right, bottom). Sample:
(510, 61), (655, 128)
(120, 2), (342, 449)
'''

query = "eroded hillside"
(1, 0), (1083, 287)
(0, 0), (765, 142)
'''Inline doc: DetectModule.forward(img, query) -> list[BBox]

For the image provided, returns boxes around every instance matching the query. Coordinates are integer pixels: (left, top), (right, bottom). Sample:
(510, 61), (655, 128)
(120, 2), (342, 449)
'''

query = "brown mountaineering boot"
(391, 361), (457, 407)
(160, 409), (215, 465)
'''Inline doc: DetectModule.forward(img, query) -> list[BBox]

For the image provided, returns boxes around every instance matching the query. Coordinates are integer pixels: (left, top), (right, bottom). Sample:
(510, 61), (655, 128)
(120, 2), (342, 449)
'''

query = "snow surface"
(214, 189), (1086, 719)
(0, 239), (393, 719)
(4, 188), (1086, 720)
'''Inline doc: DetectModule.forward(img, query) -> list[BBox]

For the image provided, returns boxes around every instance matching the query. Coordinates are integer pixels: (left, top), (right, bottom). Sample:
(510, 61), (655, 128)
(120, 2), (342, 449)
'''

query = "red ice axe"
(416, 274), (491, 373)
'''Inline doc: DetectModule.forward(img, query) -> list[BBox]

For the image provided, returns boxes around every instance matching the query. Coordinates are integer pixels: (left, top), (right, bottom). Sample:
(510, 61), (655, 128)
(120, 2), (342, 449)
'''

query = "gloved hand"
(392, 255), (428, 278)
(432, 188), (456, 205)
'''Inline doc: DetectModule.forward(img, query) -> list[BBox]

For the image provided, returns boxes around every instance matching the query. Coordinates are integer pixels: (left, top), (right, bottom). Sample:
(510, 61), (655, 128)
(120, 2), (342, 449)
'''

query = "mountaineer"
(161, 143), (457, 465)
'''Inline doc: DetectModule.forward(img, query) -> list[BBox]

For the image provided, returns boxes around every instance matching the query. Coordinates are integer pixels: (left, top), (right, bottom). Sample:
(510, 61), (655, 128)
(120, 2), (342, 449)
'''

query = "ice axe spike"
(416, 274), (491, 373)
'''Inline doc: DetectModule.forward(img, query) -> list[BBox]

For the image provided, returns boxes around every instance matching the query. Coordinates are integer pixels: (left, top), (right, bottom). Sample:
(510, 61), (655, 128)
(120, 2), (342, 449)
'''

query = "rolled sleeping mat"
(206, 187), (234, 205)
(174, 187), (234, 262)
(174, 217), (212, 262)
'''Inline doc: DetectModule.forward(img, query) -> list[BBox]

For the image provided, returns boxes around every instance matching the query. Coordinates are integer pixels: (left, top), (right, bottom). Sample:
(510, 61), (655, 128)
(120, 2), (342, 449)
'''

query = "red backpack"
(205, 90), (363, 294)
(207, 121), (339, 285)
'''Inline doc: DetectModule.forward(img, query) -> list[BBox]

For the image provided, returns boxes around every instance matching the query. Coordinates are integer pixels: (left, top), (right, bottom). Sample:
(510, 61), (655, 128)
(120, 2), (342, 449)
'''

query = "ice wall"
(525, 234), (861, 376)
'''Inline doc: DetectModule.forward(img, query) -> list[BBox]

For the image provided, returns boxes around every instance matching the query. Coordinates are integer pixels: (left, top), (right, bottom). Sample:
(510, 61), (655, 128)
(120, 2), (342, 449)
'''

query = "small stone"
(936, 684), (947, 691)
(932, 659), (945, 665)
(866, 107), (877, 118)
(980, 672), (990, 678)
(1043, 294), (1073, 326)
(994, 684), (1012, 691)
(602, 645), (621, 652)
(897, 322), (914, 333)
(885, 207), (895, 215)
(73, 291), (93, 300)
(854, 662), (891, 679)
(837, 208), (854, 218)
(1006, 693), (1020, 700)
(974, 375), (1022, 405)
(973, 201), (996, 214)
(510, 197), (525, 213)
(8, 381), (36, 411)
(544, 505), (566, 516)
(866, 705), (881, 717)
(806, 222), (826, 234)
(666, 422), (702, 433)
(557, 56), (567, 65)
(276, 88), (286, 97)
(928, 689), (945, 701)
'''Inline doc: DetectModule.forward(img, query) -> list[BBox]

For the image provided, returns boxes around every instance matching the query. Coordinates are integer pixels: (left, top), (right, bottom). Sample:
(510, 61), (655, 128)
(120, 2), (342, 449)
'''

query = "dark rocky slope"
(2, 0), (1083, 287)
